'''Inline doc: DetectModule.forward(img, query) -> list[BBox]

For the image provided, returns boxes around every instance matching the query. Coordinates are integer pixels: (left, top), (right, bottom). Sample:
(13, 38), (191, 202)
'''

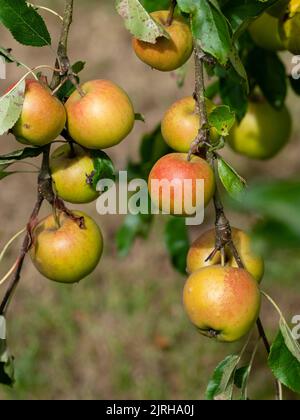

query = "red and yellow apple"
(183, 266), (261, 342)
(161, 96), (219, 152)
(187, 228), (264, 283)
(148, 153), (215, 216)
(65, 80), (135, 149)
(227, 100), (292, 159)
(30, 211), (103, 283)
(12, 79), (66, 146)
(132, 10), (193, 72)
(248, 13), (285, 51)
(50, 143), (99, 204)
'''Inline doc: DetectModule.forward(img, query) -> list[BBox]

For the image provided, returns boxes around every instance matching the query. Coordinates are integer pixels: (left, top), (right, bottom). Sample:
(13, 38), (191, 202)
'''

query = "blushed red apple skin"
(132, 10), (193, 72)
(50, 144), (99, 204)
(148, 153), (215, 216)
(65, 80), (135, 149)
(30, 211), (103, 284)
(12, 79), (66, 146)
(183, 266), (261, 342)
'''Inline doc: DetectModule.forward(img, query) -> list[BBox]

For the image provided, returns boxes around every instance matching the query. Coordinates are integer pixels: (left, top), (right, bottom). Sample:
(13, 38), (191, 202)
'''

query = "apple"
(132, 10), (193, 72)
(30, 211), (103, 283)
(161, 96), (219, 153)
(12, 79), (66, 146)
(227, 99), (292, 160)
(183, 266), (261, 342)
(248, 13), (285, 51)
(268, 0), (289, 17)
(65, 80), (135, 149)
(279, 0), (300, 55)
(148, 153), (215, 216)
(187, 227), (264, 283)
(50, 143), (99, 204)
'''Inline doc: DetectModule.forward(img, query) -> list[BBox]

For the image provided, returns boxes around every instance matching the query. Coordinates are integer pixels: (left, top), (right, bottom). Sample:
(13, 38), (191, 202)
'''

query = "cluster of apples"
(132, 11), (265, 342)
(9, 78), (135, 283)
(249, 0), (300, 55)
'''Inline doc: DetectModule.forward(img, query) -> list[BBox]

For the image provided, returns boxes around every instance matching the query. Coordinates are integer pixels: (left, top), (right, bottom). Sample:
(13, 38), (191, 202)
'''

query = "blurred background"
(0, 0), (299, 400)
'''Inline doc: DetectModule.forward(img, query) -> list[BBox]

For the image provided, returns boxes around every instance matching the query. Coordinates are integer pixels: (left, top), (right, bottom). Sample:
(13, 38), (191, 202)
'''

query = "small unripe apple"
(65, 80), (135, 149)
(30, 211), (103, 283)
(187, 227), (264, 283)
(227, 100), (292, 160)
(132, 10), (193, 72)
(161, 96), (219, 153)
(148, 153), (215, 216)
(12, 79), (66, 146)
(50, 143), (99, 204)
(248, 13), (285, 51)
(279, 0), (300, 55)
(183, 266), (261, 342)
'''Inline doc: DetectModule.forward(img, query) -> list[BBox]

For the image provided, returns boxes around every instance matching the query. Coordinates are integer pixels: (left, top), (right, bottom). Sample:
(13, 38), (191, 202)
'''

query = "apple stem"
(166, 0), (177, 26)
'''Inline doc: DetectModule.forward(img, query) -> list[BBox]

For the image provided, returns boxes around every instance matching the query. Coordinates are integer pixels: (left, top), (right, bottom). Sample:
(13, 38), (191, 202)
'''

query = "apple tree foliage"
(0, 0), (299, 399)
(116, 0), (300, 400)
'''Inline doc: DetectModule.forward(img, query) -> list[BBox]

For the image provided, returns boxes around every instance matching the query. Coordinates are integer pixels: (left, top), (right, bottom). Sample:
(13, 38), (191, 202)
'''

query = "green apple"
(50, 143), (99, 204)
(30, 211), (103, 283)
(249, 13), (285, 51)
(227, 100), (292, 160)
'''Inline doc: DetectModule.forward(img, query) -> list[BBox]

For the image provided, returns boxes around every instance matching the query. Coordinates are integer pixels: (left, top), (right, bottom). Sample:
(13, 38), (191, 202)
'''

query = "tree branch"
(191, 45), (282, 401)
(0, 0), (75, 315)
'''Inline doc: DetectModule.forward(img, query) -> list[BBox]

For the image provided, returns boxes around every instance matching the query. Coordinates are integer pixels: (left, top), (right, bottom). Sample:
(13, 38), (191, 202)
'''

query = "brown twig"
(166, 0), (177, 26)
(192, 45), (282, 401)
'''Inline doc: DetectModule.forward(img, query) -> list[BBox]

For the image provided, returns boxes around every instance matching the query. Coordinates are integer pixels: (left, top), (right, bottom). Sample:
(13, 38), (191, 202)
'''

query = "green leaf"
(289, 76), (300, 95)
(228, 47), (249, 90)
(206, 354), (240, 400)
(164, 217), (189, 275)
(0, 80), (25, 135)
(139, 0), (170, 12)
(116, 0), (169, 43)
(0, 0), (51, 47)
(0, 145), (45, 165)
(0, 316), (14, 386)
(218, 69), (248, 121)
(90, 150), (116, 191)
(268, 330), (300, 394)
(134, 112), (145, 122)
(246, 49), (287, 109)
(234, 365), (251, 400)
(279, 318), (300, 364)
(232, 180), (300, 238)
(0, 46), (14, 63)
(217, 157), (246, 199)
(208, 105), (236, 136)
(116, 213), (153, 257)
(223, 0), (279, 33)
(178, 0), (232, 65)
